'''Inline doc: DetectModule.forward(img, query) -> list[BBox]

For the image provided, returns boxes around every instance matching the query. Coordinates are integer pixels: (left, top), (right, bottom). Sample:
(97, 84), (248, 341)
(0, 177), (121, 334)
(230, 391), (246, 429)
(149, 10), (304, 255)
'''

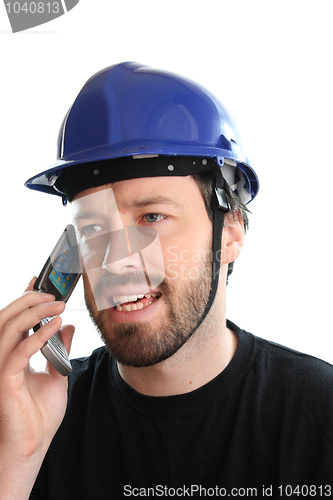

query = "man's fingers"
(0, 279), (74, 379)
(0, 300), (65, 364)
(1, 316), (64, 377)
(24, 276), (37, 293)
(0, 290), (56, 333)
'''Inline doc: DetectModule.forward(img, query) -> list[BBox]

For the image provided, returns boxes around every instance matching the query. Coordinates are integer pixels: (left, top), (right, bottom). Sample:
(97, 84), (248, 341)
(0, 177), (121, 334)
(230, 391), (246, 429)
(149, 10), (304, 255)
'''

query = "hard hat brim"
(25, 143), (259, 204)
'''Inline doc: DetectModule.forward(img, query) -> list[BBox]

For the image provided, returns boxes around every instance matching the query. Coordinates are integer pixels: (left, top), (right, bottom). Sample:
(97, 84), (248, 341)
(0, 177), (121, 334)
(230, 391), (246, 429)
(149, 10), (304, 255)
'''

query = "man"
(0, 62), (332, 499)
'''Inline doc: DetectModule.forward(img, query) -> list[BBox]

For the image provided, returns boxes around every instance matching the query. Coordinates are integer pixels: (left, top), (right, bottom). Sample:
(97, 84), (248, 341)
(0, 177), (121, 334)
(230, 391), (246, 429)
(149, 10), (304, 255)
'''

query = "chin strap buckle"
(212, 187), (230, 212)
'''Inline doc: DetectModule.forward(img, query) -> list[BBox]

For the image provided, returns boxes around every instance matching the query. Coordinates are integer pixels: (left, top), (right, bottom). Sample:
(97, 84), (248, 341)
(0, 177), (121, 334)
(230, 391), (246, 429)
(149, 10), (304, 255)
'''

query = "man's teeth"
(112, 293), (160, 312)
(113, 293), (158, 305)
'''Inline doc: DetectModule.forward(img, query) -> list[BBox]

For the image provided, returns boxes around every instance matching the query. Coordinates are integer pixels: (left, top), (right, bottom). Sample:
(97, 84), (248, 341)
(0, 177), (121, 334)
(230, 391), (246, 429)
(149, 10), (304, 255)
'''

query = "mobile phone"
(33, 224), (81, 376)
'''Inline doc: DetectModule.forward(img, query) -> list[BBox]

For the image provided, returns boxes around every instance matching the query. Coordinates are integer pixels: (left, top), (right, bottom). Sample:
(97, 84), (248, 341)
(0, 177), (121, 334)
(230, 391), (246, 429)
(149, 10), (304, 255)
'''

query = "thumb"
(46, 325), (75, 378)
(58, 324), (75, 356)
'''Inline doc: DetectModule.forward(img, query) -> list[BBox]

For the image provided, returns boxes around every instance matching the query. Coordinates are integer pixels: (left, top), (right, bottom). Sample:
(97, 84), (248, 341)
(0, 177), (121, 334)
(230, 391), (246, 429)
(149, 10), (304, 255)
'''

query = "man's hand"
(0, 278), (74, 498)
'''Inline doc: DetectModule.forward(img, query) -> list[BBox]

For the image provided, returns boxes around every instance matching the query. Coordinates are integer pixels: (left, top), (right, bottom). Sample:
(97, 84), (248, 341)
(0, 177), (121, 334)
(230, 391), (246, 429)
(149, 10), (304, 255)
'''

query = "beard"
(83, 255), (212, 368)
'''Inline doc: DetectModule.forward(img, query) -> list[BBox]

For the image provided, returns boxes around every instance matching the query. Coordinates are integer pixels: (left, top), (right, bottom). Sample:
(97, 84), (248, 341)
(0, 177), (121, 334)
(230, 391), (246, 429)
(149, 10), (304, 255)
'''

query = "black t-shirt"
(30, 321), (333, 499)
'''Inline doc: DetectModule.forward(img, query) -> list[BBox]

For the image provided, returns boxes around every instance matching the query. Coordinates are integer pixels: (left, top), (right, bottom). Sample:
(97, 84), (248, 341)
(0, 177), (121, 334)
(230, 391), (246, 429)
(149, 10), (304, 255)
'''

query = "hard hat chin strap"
(190, 165), (230, 335)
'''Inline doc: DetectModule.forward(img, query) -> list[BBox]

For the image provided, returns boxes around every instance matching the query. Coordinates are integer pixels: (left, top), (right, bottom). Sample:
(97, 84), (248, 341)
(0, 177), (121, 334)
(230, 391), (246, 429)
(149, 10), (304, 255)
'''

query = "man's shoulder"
(256, 333), (333, 377)
(68, 347), (112, 395)
(229, 320), (333, 395)
(244, 328), (333, 400)
(70, 346), (109, 369)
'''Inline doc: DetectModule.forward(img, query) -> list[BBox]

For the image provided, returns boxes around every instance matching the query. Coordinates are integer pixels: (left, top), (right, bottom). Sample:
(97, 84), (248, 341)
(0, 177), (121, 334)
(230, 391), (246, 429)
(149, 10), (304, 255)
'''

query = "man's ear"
(220, 211), (245, 265)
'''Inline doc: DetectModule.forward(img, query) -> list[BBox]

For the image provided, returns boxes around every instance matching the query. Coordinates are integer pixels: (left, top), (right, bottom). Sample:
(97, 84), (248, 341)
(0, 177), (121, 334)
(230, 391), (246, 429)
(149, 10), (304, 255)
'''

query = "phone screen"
(34, 224), (81, 302)
(48, 244), (79, 298)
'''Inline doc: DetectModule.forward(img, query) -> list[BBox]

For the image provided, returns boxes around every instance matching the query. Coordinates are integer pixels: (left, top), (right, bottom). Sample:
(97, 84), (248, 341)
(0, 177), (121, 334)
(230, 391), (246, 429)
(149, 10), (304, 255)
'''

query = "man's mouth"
(111, 292), (162, 312)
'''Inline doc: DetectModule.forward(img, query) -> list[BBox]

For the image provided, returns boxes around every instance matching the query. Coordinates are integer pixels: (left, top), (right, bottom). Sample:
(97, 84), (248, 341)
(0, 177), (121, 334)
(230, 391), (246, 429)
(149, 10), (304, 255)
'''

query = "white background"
(1, 0), (332, 370)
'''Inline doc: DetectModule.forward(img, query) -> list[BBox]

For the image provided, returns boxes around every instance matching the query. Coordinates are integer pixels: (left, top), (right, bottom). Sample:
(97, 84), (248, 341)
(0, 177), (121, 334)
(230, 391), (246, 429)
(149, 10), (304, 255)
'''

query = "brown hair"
(193, 171), (250, 280)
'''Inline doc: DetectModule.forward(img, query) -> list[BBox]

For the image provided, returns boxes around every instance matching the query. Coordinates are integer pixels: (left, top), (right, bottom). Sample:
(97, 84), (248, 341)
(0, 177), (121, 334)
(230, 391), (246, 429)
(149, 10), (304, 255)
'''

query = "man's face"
(72, 175), (214, 367)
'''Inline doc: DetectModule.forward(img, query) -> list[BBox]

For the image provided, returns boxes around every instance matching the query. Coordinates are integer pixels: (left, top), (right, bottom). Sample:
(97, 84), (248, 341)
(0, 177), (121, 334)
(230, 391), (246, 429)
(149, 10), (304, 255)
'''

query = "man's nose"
(101, 227), (144, 274)
(102, 245), (144, 274)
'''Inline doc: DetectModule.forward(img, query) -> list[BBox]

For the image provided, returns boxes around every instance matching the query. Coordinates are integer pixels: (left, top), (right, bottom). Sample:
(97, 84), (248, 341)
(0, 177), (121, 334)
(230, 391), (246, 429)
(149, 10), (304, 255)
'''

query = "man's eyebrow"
(72, 209), (101, 223)
(125, 195), (183, 209)
(73, 196), (182, 222)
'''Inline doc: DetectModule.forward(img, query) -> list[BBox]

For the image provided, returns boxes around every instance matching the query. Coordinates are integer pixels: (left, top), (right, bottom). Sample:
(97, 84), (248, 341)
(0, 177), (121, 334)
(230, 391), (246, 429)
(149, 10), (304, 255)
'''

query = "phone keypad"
(41, 318), (68, 359)
(48, 333), (69, 360)
(39, 317), (72, 375)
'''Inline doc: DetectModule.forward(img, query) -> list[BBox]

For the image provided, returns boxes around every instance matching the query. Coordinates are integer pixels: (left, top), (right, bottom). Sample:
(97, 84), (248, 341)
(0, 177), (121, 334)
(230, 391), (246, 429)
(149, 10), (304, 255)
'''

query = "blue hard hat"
(25, 62), (259, 204)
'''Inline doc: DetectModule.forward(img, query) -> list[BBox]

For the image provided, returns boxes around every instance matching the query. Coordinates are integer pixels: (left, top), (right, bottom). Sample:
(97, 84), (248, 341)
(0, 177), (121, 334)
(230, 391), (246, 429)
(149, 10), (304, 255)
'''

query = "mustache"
(93, 270), (168, 298)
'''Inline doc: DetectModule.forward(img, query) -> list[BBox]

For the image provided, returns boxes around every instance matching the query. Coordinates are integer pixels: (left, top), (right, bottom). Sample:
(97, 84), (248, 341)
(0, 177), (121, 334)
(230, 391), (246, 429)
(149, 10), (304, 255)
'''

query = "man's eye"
(80, 224), (102, 236)
(143, 214), (165, 223)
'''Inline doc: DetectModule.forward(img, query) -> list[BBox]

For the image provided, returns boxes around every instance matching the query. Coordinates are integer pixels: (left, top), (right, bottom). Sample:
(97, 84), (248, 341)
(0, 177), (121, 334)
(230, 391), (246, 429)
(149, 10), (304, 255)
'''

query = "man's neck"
(117, 319), (238, 397)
